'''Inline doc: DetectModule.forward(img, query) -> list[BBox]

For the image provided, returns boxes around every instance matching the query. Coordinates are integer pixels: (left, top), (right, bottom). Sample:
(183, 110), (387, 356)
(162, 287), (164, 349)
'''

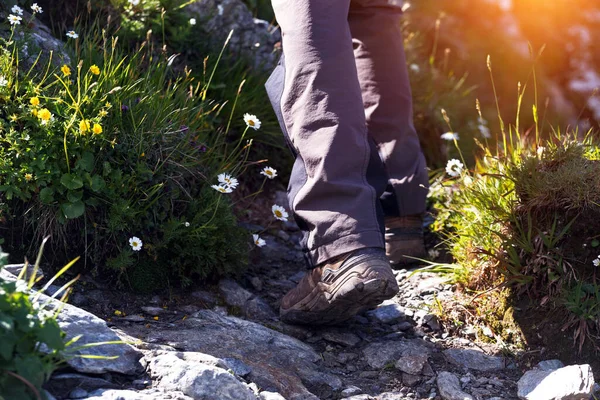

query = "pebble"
(341, 386), (363, 397)
(322, 331), (361, 347)
(366, 300), (406, 324)
(250, 276), (263, 291)
(69, 388), (88, 399)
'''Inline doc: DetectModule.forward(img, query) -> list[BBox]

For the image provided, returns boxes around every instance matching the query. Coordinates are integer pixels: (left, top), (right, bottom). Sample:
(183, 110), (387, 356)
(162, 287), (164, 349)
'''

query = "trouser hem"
(305, 230), (384, 268)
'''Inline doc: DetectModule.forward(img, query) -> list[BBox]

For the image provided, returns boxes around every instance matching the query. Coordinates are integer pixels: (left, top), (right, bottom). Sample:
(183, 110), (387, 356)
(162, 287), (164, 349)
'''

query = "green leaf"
(592, 239), (599, 248)
(0, 330), (16, 360)
(67, 190), (83, 203)
(77, 152), (95, 172)
(90, 175), (105, 192)
(38, 320), (64, 351)
(60, 174), (83, 190)
(102, 161), (112, 177)
(39, 187), (54, 204)
(61, 201), (85, 219)
(85, 197), (100, 207)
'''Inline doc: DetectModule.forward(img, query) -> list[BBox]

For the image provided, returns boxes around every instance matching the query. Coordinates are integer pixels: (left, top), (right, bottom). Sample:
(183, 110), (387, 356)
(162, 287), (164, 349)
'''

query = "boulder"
(517, 364), (595, 400)
(185, 0), (280, 71)
(143, 309), (339, 399)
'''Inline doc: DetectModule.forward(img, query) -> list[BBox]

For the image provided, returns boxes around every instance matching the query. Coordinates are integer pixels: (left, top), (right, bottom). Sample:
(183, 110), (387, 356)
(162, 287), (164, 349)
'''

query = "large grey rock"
(143, 310), (337, 399)
(186, 0), (281, 71)
(147, 352), (256, 400)
(362, 339), (434, 369)
(437, 372), (475, 400)
(443, 348), (505, 372)
(517, 364), (594, 400)
(44, 295), (143, 375)
(86, 389), (193, 400)
(243, 296), (277, 321)
(1, 269), (142, 375)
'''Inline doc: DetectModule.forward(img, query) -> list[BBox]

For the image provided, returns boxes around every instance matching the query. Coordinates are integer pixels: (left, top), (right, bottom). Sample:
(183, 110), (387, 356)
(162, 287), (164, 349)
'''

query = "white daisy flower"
(272, 204), (289, 222)
(217, 4), (224, 15)
(184, 222), (190, 227)
(260, 166), (277, 179)
(189, 18), (196, 25)
(0, 76), (8, 87)
(129, 236), (143, 251)
(409, 64), (420, 73)
(446, 159), (464, 177)
(31, 3), (43, 13)
(128, 0), (141, 5)
(428, 249), (440, 259)
(440, 132), (459, 141)
(593, 258), (600, 267)
(212, 184), (232, 194)
(253, 234), (266, 248)
(243, 113), (261, 130)
(218, 173), (239, 189)
(11, 5), (23, 15)
(8, 14), (22, 25)
(66, 30), (79, 39)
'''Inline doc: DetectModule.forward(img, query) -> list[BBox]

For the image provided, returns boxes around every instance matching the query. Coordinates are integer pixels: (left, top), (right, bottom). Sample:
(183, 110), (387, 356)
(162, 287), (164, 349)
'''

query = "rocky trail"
(3, 219), (597, 400)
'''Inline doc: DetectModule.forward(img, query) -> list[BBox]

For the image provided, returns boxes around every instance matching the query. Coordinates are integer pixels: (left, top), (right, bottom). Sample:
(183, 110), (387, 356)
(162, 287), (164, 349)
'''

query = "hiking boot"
(385, 215), (427, 267)
(279, 247), (399, 325)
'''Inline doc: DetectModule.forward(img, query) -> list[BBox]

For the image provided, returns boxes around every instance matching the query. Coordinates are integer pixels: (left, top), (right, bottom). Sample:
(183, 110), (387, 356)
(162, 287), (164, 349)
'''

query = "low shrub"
(0, 8), (255, 291)
(0, 245), (64, 400)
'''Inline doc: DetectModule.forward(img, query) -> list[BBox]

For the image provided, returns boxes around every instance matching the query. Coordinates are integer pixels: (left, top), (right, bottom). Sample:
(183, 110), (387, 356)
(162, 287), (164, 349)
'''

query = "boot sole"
(280, 257), (399, 326)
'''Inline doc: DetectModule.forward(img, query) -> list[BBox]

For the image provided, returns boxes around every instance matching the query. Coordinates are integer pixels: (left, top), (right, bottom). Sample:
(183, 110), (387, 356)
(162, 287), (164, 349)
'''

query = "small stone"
(403, 373), (421, 387)
(395, 321), (414, 331)
(517, 364), (594, 400)
(443, 348), (505, 372)
(359, 371), (379, 379)
(343, 396), (371, 400)
(243, 297), (277, 321)
(423, 314), (441, 331)
(218, 279), (253, 308)
(395, 355), (429, 375)
(322, 331), (361, 347)
(535, 359), (564, 371)
(437, 371), (475, 400)
(341, 386), (363, 397)
(191, 290), (217, 307)
(259, 392), (286, 400)
(277, 230), (290, 241)
(69, 388), (88, 399)
(141, 306), (167, 315)
(122, 315), (146, 322)
(367, 300), (406, 324)
(250, 277), (263, 291)
(337, 353), (358, 363)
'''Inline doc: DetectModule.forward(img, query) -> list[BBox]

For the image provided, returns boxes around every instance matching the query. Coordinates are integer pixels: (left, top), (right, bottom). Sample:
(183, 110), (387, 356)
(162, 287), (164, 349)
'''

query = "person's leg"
(266, 0), (398, 325)
(266, 0), (387, 267)
(349, 0), (429, 265)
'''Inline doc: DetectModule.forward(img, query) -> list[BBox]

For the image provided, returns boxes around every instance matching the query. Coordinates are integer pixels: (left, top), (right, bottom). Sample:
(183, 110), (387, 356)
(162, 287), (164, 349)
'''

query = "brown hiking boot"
(279, 248), (399, 325)
(385, 215), (427, 267)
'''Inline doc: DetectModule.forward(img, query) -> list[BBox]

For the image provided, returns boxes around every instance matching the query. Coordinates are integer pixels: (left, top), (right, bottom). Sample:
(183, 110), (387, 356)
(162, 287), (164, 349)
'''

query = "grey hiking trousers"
(265, 0), (428, 268)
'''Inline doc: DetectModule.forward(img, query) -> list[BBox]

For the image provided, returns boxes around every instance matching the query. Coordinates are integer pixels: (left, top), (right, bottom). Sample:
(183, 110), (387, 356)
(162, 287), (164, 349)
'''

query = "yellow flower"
(31, 109), (38, 117)
(92, 123), (103, 135)
(140, 152), (145, 157)
(61, 65), (71, 76)
(38, 108), (52, 122)
(89, 65), (100, 75)
(98, 109), (108, 118)
(153, 316), (159, 321)
(24, 173), (33, 181)
(105, 102), (112, 109)
(30, 97), (40, 107)
(114, 310), (123, 316)
(9, 114), (18, 122)
(79, 119), (91, 134)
